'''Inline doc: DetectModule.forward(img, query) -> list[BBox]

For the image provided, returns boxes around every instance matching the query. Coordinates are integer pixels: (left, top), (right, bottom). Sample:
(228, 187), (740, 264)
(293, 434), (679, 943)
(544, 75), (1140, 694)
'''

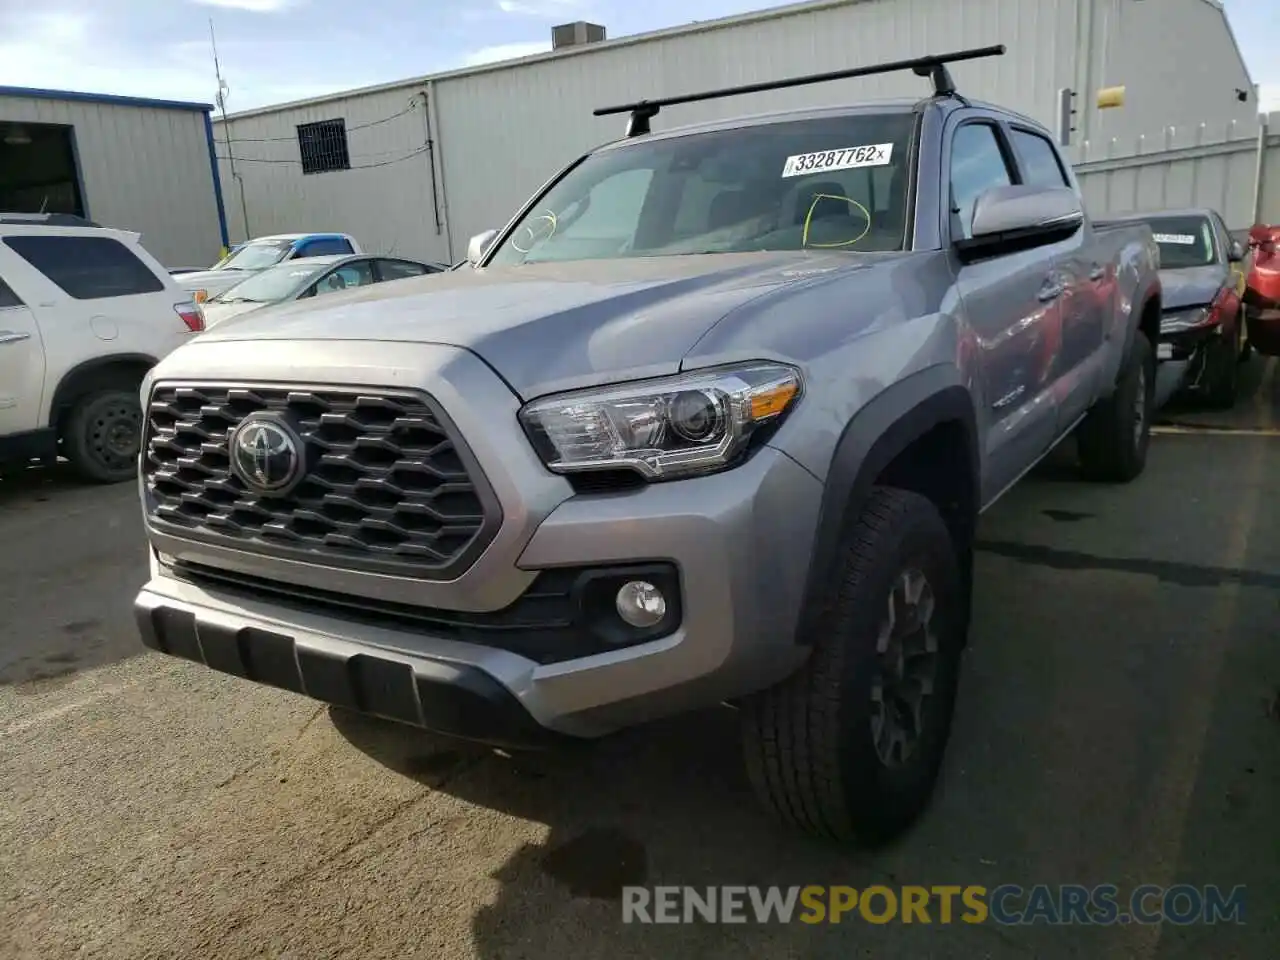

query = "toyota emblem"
(230, 417), (304, 495)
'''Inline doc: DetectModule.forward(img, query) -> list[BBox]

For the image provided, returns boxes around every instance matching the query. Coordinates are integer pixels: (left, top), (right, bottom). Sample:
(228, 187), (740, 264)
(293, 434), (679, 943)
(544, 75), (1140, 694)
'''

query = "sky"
(0, 0), (1277, 115)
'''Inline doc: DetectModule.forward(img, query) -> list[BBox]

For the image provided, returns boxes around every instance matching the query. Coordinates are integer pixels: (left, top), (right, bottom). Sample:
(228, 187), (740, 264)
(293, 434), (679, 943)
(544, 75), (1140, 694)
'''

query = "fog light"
(615, 580), (667, 628)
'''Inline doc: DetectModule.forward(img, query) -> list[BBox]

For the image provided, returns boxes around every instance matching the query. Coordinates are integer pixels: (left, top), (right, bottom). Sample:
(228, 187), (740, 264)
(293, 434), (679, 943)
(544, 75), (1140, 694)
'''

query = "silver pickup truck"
(133, 48), (1161, 844)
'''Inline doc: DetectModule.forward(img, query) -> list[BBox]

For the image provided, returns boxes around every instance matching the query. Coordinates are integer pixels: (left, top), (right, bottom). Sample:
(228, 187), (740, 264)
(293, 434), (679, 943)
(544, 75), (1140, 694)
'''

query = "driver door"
(946, 117), (1063, 505)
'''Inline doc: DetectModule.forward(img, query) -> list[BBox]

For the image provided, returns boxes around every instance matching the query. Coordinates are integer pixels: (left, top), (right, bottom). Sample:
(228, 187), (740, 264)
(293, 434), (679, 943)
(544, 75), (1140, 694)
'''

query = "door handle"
(1038, 281), (1064, 303)
(1088, 263), (1106, 281)
(0, 331), (31, 345)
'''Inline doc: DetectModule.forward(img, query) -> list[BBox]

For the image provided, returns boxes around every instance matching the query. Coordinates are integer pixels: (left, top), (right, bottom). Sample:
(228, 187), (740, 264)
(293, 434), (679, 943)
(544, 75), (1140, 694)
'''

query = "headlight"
(1161, 307), (1211, 332)
(518, 362), (802, 481)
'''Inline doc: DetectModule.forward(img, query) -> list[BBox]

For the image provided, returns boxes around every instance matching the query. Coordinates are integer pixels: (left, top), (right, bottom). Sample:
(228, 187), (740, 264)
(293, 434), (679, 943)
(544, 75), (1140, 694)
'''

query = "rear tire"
(1077, 331), (1154, 483)
(1203, 326), (1241, 410)
(63, 387), (144, 484)
(741, 487), (964, 845)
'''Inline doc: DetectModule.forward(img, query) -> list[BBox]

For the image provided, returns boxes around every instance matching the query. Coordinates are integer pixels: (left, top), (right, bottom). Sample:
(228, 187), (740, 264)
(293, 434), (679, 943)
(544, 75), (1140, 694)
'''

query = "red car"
(1243, 223), (1280, 356)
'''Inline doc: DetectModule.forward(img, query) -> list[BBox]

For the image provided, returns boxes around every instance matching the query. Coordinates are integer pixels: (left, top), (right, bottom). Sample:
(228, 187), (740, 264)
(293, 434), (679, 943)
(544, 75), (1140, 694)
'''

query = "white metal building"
(212, 0), (1258, 264)
(0, 87), (228, 269)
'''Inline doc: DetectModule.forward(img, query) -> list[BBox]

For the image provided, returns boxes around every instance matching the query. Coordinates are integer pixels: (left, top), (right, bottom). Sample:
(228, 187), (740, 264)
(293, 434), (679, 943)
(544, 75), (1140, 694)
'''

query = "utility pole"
(211, 18), (250, 243)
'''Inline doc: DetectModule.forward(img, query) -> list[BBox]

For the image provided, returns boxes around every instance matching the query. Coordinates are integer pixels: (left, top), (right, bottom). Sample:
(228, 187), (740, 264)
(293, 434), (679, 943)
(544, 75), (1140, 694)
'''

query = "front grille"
(143, 384), (500, 579)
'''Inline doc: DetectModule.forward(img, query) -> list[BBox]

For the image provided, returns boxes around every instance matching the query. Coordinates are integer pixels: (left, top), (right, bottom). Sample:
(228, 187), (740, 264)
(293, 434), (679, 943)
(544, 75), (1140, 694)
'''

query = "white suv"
(0, 214), (204, 483)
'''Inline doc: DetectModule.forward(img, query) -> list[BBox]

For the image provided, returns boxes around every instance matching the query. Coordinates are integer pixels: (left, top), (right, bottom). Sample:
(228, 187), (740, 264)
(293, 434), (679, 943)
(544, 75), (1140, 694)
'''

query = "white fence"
(1074, 110), (1280, 234)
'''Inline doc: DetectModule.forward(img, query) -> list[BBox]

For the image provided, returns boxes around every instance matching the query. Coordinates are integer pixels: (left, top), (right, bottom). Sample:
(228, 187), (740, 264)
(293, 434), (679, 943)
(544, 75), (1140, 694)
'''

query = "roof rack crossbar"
(594, 44), (1006, 137)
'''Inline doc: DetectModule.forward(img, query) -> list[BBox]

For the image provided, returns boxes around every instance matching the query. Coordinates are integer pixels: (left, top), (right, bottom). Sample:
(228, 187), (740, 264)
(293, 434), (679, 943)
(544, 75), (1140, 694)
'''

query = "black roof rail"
(0, 212), (103, 228)
(594, 45), (1006, 137)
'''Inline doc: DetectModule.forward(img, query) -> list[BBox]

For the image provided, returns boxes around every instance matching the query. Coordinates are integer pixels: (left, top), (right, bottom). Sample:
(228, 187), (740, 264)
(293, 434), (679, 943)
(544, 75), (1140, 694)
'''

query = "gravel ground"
(1, 361), (1276, 960)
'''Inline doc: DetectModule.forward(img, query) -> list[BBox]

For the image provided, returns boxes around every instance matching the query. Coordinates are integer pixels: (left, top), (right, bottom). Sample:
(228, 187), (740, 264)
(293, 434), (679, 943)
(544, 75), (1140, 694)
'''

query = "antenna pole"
(211, 18), (250, 240)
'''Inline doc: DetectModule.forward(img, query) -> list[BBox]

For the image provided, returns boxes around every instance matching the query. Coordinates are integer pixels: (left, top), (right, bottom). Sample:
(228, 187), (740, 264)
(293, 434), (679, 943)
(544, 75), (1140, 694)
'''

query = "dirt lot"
(2, 364), (1277, 960)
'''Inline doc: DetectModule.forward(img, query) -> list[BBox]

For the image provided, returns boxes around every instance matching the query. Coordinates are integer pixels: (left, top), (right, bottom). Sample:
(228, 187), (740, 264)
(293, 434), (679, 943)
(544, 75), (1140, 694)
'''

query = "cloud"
(0, 9), (368, 111)
(191, 0), (306, 11)
(461, 41), (553, 67)
(496, 0), (586, 17)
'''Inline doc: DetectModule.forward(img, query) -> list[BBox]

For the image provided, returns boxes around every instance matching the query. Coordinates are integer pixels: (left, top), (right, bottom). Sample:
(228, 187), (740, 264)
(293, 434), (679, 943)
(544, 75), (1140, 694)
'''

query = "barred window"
(297, 119), (350, 175)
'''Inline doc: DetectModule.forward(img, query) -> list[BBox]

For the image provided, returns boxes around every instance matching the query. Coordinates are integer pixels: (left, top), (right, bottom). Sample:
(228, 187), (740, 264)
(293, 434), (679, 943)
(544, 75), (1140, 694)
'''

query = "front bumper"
(1157, 315), (1227, 361)
(135, 338), (822, 742)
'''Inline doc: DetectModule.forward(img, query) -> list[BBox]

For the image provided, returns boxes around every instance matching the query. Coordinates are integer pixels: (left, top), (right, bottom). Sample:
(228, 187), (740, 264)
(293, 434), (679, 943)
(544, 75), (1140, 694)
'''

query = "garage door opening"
(0, 120), (86, 217)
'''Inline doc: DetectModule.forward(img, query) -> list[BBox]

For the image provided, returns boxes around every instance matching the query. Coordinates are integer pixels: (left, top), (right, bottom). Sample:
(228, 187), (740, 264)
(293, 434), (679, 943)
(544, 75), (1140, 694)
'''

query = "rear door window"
(296, 237), (353, 257)
(375, 259), (429, 281)
(2, 235), (165, 300)
(1009, 128), (1070, 188)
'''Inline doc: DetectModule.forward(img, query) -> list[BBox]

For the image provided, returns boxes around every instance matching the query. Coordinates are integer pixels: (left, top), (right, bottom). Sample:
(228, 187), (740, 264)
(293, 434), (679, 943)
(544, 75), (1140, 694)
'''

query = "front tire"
(741, 487), (964, 845)
(1076, 331), (1154, 483)
(63, 387), (144, 484)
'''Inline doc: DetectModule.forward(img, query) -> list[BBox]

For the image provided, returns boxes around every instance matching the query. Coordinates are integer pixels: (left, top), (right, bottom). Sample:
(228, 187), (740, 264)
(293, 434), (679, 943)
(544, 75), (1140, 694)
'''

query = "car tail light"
(175, 301), (204, 333)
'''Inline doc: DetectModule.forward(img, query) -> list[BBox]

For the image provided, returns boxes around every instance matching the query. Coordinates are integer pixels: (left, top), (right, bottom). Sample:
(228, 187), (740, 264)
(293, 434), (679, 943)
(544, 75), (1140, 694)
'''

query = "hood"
(194, 251), (897, 397)
(178, 268), (256, 297)
(200, 299), (266, 328)
(1159, 264), (1227, 312)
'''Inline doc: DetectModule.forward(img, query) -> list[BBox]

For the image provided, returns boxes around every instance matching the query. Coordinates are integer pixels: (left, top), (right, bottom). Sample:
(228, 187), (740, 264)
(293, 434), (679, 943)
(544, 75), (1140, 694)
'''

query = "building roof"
(216, 0), (873, 121)
(0, 85), (212, 113)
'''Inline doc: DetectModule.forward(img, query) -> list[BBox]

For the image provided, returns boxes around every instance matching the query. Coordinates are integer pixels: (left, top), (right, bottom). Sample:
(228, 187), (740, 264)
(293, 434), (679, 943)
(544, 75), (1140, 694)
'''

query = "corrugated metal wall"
(432, 0), (1079, 260)
(1077, 0), (1258, 155)
(0, 95), (223, 268)
(213, 87), (452, 265)
(209, 0), (1263, 263)
(1076, 111), (1280, 231)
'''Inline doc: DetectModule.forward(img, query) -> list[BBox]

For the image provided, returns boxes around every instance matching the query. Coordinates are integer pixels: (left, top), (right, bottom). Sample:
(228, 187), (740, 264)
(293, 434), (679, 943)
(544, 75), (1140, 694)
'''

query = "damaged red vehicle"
(1243, 223), (1280, 356)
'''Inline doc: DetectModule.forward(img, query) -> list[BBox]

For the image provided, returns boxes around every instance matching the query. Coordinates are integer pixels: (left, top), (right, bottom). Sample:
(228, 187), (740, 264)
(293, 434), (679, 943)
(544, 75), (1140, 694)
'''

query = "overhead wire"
(218, 98), (421, 144)
(214, 144), (431, 169)
(213, 94), (429, 170)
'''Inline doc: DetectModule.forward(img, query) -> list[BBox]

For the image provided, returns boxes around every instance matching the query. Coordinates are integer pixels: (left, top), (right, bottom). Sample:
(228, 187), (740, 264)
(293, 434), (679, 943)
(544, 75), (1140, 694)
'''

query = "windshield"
(212, 261), (327, 303)
(487, 112), (917, 266)
(1143, 216), (1217, 269)
(212, 239), (295, 272)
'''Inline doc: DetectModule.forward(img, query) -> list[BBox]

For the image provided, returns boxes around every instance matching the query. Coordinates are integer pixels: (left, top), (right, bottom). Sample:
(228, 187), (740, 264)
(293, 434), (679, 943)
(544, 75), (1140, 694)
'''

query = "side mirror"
(467, 229), (498, 266)
(956, 185), (1084, 262)
(1228, 239), (1246, 263)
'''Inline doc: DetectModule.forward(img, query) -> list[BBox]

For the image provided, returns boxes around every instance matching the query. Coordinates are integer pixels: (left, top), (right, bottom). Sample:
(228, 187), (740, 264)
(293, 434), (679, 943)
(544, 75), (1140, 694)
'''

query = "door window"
(375, 259), (429, 281)
(296, 237), (353, 258)
(0, 276), (23, 308)
(312, 261), (374, 296)
(949, 123), (1014, 240)
(2, 235), (165, 299)
(1010, 128), (1070, 189)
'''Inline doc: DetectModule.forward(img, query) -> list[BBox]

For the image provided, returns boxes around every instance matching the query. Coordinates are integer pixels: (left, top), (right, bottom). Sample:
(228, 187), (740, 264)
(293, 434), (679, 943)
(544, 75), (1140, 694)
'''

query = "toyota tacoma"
(133, 47), (1161, 843)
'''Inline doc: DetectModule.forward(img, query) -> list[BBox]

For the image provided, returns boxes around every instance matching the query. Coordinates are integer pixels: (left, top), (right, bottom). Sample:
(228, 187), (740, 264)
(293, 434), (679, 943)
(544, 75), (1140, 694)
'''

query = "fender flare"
(796, 364), (979, 644)
(1121, 278), (1163, 358)
(47, 353), (158, 428)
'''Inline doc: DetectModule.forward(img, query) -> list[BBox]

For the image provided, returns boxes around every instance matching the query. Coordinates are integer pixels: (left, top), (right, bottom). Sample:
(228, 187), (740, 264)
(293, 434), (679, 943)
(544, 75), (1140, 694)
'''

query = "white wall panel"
(1076, 113), (1280, 230)
(0, 95), (223, 268)
(432, 0), (1079, 259)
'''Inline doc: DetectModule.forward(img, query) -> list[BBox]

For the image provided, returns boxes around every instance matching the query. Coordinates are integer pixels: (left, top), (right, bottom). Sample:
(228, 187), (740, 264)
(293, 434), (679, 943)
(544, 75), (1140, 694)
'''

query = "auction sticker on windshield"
(782, 143), (894, 178)
(1153, 233), (1197, 245)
